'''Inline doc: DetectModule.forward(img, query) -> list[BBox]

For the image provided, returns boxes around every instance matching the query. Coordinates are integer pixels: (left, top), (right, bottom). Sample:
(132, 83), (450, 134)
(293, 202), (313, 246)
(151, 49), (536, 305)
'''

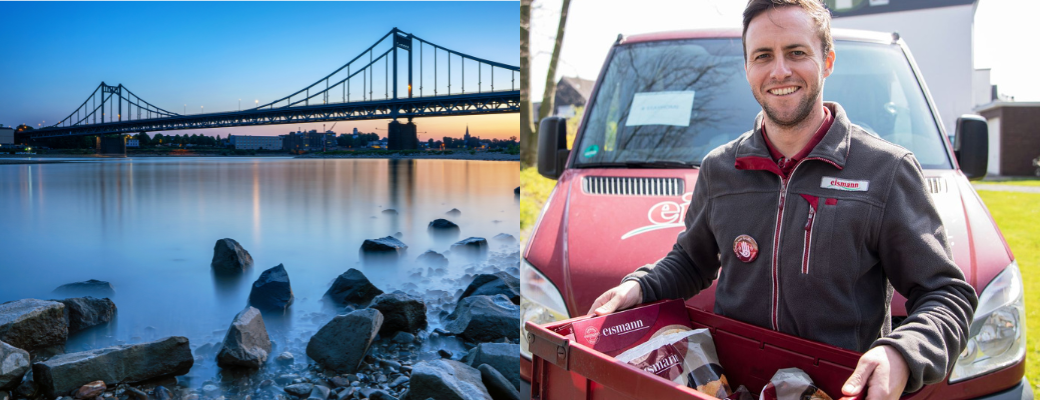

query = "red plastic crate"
(526, 305), (1006, 400)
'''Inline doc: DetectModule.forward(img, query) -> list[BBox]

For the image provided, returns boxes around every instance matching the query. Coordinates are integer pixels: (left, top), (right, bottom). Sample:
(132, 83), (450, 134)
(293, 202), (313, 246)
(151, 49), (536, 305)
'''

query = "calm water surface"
(0, 157), (520, 386)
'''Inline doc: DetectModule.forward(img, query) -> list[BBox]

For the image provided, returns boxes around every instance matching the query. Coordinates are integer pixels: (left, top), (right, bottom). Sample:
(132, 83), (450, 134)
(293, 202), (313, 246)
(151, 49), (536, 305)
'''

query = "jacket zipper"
(770, 160), (805, 331)
(803, 203), (817, 274)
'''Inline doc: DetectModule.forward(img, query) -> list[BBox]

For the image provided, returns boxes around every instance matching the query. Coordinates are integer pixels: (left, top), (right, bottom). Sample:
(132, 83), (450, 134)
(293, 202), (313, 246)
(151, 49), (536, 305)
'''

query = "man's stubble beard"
(753, 80), (822, 128)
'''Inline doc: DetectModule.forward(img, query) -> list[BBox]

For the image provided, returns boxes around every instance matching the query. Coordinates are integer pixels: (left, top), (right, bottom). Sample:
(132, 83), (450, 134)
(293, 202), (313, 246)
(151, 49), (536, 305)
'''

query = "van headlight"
(520, 257), (570, 360)
(949, 261), (1026, 382)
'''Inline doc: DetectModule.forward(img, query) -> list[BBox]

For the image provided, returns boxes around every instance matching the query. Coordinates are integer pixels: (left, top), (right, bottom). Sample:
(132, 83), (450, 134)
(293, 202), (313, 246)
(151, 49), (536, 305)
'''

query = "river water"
(0, 157), (520, 387)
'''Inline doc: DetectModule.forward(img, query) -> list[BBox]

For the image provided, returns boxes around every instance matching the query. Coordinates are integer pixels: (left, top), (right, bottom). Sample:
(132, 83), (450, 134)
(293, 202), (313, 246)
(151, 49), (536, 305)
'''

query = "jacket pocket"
(798, 195), (828, 275)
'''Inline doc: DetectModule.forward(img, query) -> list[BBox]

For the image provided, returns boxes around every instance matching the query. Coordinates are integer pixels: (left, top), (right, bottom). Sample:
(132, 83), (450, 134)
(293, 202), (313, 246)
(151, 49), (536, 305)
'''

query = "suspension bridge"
(19, 28), (519, 150)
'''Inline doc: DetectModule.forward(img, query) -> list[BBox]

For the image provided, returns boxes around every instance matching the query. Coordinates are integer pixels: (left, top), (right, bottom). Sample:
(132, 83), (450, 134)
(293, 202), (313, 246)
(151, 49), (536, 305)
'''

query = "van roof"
(622, 28), (895, 45)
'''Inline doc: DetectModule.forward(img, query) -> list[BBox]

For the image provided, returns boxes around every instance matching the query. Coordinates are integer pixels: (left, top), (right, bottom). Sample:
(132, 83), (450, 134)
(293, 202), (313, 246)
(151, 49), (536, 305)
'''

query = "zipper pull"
(805, 207), (816, 230)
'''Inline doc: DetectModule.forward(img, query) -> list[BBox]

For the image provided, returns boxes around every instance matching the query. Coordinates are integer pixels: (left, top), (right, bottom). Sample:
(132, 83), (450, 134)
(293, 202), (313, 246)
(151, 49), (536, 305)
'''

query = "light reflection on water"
(0, 157), (520, 385)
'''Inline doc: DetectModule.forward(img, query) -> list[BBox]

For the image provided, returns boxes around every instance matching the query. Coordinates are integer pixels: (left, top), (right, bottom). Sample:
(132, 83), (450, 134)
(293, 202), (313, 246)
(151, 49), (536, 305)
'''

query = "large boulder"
(416, 251), (448, 269)
(0, 341), (30, 390)
(306, 309), (382, 374)
(369, 291), (426, 336)
(323, 269), (384, 307)
(249, 264), (294, 312)
(477, 364), (520, 400)
(402, 359), (490, 400)
(491, 234), (517, 245)
(360, 237), (408, 262)
(32, 336), (193, 398)
(427, 219), (460, 239)
(52, 280), (115, 298)
(211, 238), (254, 272)
(443, 295), (520, 343)
(450, 238), (488, 259)
(463, 343), (522, 392)
(0, 299), (67, 351)
(57, 297), (116, 334)
(217, 307), (271, 369)
(459, 273), (519, 305)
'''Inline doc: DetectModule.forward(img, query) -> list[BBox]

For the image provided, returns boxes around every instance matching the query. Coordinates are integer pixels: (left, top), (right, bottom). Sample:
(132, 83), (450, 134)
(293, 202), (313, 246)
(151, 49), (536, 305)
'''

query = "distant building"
(126, 139), (139, 148)
(230, 135), (283, 150)
(531, 76), (596, 125)
(0, 126), (13, 145)
(975, 101), (1040, 177)
(283, 130), (326, 152)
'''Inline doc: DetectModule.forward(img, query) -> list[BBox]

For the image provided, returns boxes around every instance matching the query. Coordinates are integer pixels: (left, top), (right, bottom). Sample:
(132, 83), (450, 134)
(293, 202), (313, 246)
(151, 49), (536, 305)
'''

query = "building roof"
(555, 76), (596, 108)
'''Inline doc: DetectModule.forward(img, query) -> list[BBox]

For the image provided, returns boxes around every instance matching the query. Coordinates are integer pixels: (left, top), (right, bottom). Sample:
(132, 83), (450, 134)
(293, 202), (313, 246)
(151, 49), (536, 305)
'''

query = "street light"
(255, 99), (259, 109)
(201, 106), (204, 114)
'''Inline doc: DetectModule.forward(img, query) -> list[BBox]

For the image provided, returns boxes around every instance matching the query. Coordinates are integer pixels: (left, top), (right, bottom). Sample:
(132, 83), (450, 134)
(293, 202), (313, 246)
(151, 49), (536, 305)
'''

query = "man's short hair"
(741, 0), (834, 63)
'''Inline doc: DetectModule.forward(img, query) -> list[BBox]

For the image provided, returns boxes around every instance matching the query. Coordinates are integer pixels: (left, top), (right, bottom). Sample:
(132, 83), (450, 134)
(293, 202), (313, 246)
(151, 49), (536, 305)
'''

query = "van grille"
(925, 177), (947, 193)
(582, 176), (685, 196)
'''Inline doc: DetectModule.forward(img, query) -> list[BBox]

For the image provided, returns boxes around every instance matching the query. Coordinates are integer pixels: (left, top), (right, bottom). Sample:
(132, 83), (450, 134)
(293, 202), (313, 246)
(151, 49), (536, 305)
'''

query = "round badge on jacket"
(733, 234), (759, 263)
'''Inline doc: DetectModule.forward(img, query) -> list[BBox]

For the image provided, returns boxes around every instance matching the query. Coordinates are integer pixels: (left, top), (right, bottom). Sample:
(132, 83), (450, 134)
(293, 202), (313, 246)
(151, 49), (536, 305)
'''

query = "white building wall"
(986, 116), (1000, 175)
(831, 4), (976, 138)
(973, 68), (991, 107)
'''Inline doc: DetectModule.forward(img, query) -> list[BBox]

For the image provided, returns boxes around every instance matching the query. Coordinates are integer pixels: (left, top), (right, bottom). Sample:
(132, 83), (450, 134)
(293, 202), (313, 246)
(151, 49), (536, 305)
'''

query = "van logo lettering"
(821, 177), (869, 192)
(622, 192), (693, 240)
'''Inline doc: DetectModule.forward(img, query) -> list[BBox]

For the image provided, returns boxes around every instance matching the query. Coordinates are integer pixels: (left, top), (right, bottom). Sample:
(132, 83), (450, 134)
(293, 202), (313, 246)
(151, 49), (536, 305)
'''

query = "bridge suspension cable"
(53, 82), (181, 128)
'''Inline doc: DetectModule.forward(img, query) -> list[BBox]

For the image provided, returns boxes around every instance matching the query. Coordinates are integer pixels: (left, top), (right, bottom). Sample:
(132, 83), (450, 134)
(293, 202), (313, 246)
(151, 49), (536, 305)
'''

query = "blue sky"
(0, 1), (519, 141)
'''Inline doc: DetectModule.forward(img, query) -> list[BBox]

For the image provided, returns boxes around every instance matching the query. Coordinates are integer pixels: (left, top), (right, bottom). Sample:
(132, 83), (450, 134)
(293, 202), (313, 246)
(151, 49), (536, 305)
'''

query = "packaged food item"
(759, 368), (833, 400)
(727, 386), (755, 400)
(570, 299), (692, 357)
(615, 328), (733, 399)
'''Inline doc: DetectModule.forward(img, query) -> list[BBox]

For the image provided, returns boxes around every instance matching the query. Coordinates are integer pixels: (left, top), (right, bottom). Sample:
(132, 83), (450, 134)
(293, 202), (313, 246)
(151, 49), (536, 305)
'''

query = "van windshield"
(573, 38), (951, 169)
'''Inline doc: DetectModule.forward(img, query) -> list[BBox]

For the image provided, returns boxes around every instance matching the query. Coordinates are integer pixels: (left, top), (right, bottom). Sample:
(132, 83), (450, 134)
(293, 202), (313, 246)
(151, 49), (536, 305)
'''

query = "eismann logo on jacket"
(821, 177), (869, 192)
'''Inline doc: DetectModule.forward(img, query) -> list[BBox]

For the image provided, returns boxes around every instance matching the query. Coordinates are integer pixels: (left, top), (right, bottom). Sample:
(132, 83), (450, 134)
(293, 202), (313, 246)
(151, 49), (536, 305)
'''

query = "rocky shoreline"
(2, 224), (522, 400)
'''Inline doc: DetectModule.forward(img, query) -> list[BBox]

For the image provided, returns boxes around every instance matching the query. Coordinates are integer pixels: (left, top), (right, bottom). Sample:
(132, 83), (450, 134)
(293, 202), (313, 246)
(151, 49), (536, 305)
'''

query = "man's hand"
(841, 345), (909, 400)
(587, 280), (642, 316)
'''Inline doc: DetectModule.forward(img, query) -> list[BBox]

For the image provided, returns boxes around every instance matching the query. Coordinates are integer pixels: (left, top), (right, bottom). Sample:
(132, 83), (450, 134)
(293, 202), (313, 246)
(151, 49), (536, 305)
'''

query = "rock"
(391, 332), (415, 344)
(284, 383), (313, 397)
(449, 238), (489, 259)
(415, 251), (448, 269)
(445, 209), (462, 217)
(58, 297), (116, 334)
(393, 232), (404, 238)
(32, 336), (193, 398)
(276, 352), (294, 365)
(323, 269), (384, 307)
(74, 381), (106, 399)
(275, 374), (299, 385)
(370, 292), (427, 336)
(514, 187), (520, 195)
(52, 280), (116, 298)
(202, 384), (220, 397)
(427, 219), (460, 237)
(389, 376), (409, 389)
(360, 237), (408, 261)
(477, 364), (519, 400)
(382, 209), (398, 215)
(459, 273), (519, 305)
(327, 377), (350, 388)
(15, 374), (37, 398)
(462, 344), (522, 392)
(0, 299), (68, 351)
(402, 360), (490, 400)
(491, 234), (516, 245)
(248, 264), (294, 312)
(124, 386), (148, 400)
(437, 349), (453, 359)
(0, 340), (30, 390)
(211, 238), (254, 272)
(307, 385), (330, 400)
(153, 386), (172, 400)
(306, 309), (383, 374)
(443, 295), (519, 343)
(216, 307), (271, 369)
(360, 389), (397, 400)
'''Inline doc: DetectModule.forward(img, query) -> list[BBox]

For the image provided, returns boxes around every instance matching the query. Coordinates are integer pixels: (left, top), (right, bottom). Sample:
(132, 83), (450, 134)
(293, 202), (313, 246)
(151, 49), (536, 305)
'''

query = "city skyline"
(0, 1), (519, 140)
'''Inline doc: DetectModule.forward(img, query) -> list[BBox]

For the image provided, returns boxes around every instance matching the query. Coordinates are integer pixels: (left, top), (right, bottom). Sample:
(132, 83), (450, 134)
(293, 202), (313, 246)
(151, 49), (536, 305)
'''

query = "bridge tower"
(388, 28), (419, 150)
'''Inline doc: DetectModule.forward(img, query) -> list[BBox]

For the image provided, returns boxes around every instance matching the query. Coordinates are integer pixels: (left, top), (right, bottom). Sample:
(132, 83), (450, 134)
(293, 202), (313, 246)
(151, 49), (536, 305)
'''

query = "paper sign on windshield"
(625, 91), (695, 127)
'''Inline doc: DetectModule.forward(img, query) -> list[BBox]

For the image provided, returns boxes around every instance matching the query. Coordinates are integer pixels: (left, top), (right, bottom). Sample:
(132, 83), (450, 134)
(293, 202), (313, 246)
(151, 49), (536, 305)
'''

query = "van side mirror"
(954, 114), (988, 181)
(538, 116), (570, 180)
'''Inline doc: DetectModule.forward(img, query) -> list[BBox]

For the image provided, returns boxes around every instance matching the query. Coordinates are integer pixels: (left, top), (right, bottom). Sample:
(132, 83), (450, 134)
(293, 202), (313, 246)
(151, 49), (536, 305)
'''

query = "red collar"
(761, 106), (833, 165)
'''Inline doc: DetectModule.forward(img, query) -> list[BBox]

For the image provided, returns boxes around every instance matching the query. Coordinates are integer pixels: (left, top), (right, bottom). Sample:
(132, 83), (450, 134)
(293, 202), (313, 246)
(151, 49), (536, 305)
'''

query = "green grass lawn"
(977, 189), (1040, 386)
(520, 167), (557, 242)
(976, 178), (1040, 187)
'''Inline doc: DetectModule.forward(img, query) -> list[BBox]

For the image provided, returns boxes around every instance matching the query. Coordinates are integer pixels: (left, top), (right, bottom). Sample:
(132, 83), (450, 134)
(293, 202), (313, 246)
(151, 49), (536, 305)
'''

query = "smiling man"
(587, 1), (977, 399)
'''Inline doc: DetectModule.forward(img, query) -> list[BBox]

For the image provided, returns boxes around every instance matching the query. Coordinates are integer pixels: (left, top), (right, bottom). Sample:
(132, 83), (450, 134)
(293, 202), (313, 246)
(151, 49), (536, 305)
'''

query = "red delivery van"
(521, 28), (1029, 399)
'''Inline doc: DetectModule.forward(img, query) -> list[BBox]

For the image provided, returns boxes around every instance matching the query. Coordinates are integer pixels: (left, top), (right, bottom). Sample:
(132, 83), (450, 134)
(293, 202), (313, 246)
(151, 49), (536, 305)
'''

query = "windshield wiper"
(624, 160), (700, 169)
